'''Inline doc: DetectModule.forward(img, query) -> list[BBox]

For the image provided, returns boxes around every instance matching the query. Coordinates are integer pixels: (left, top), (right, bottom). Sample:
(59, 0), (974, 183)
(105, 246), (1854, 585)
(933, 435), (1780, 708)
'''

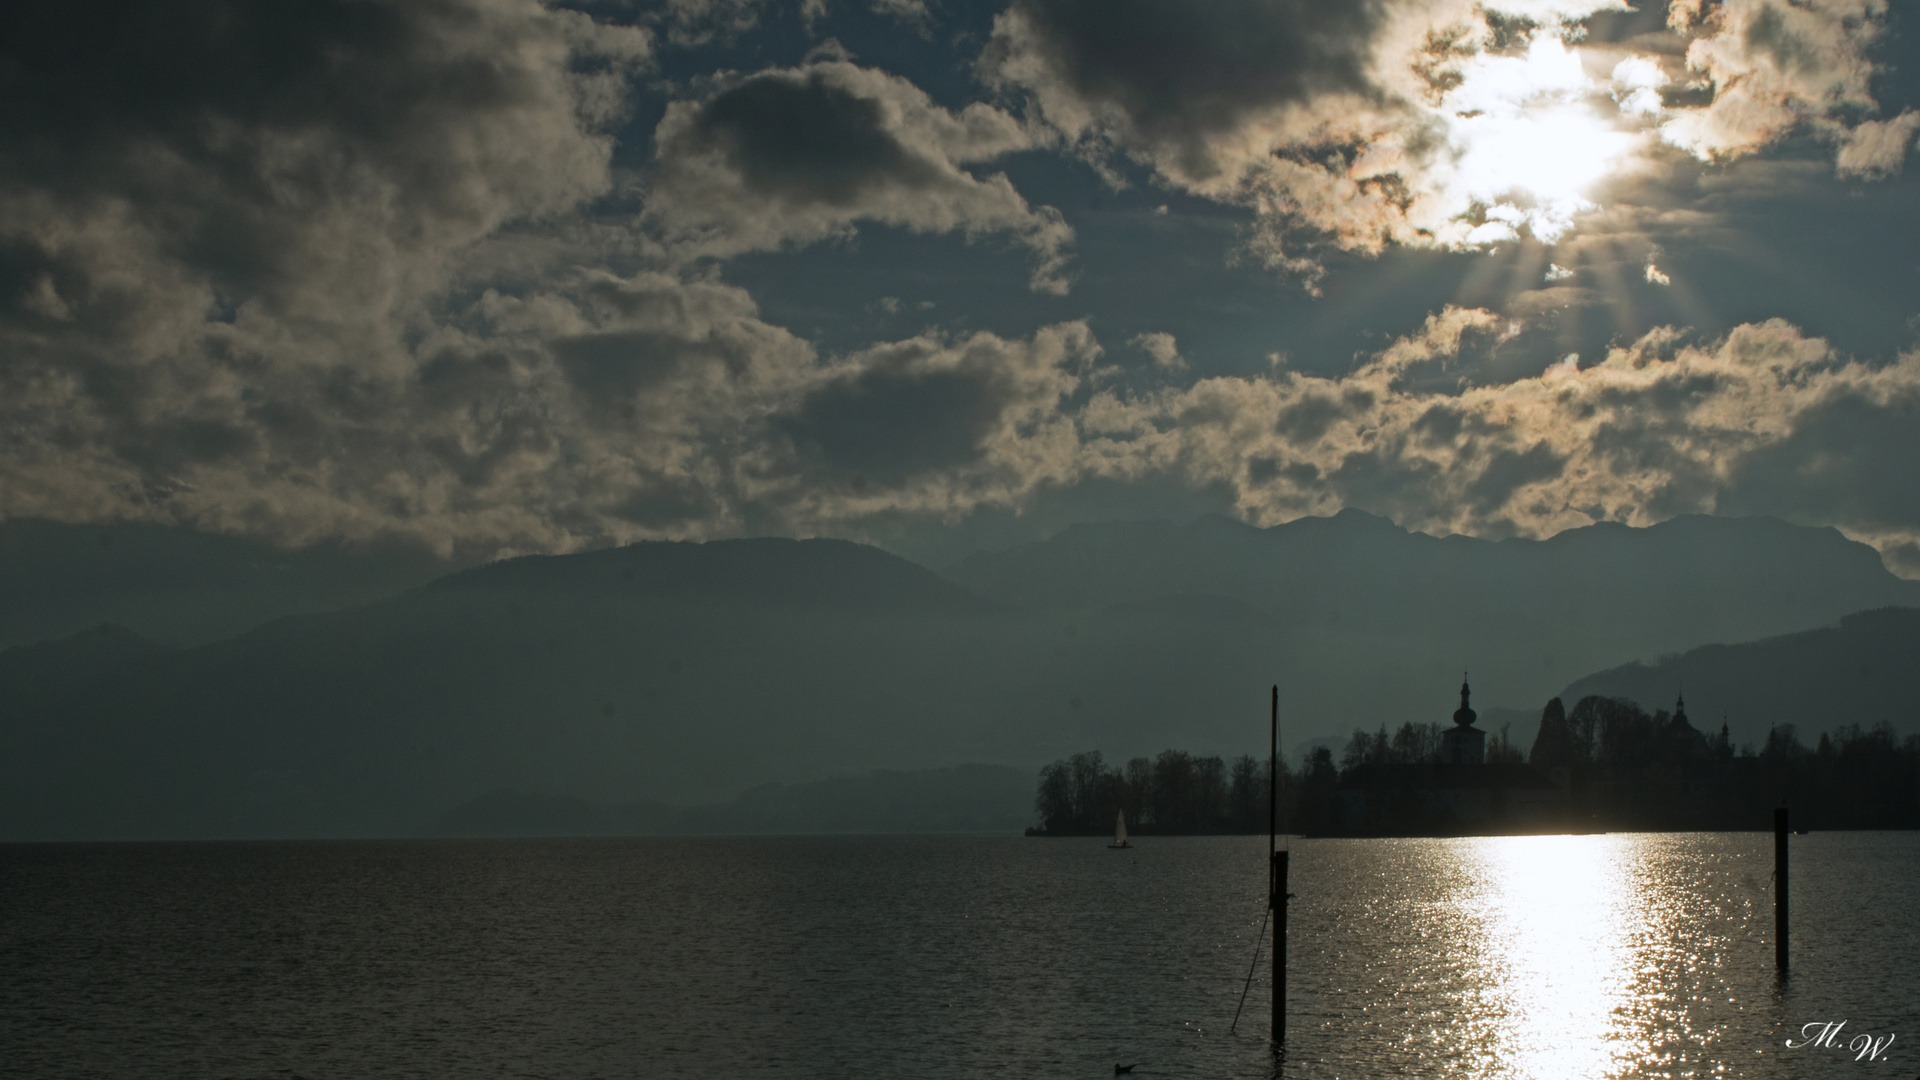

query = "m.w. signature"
(1784, 1020), (1896, 1062)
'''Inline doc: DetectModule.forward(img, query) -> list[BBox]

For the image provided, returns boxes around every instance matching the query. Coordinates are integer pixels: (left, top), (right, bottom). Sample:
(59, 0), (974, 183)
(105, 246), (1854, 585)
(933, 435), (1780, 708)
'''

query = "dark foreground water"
(3, 833), (1916, 1079)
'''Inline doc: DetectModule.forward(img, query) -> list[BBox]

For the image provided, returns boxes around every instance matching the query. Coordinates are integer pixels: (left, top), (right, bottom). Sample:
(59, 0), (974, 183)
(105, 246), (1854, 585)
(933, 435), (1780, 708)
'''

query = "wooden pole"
(1774, 805), (1789, 976)
(1268, 685), (1277, 890)
(1270, 684), (1284, 1044)
(1273, 849), (1287, 1045)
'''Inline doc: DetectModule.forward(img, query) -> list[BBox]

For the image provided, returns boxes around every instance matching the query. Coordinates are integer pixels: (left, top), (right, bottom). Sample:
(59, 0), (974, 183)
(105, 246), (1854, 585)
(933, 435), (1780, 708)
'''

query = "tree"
(1123, 756), (1152, 826)
(1035, 760), (1072, 834)
(1068, 751), (1106, 832)
(1341, 728), (1374, 771)
(1487, 723), (1524, 764)
(1151, 749), (1197, 832)
(1530, 697), (1572, 767)
(1228, 754), (1263, 831)
(1194, 755), (1228, 830)
(1295, 747), (1339, 835)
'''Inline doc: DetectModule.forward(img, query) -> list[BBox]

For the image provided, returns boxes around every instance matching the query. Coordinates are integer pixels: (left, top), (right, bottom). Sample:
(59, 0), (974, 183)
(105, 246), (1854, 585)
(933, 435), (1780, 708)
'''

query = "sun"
(1439, 35), (1644, 246)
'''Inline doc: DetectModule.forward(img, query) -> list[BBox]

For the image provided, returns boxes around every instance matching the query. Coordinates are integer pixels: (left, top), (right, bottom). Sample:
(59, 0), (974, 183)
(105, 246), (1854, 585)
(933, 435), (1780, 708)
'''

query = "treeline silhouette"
(1030, 694), (1920, 835)
(1523, 695), (1920, 831)
(1028, 747), (1332, 836)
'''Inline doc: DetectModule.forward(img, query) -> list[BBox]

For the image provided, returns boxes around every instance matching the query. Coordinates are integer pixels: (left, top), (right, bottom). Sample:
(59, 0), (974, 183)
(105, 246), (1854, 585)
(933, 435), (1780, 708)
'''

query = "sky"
(4, 0), (1920, 573)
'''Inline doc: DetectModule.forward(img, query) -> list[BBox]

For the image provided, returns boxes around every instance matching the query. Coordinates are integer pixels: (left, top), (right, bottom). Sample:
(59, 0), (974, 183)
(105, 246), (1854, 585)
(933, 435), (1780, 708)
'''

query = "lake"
(3, 832), (1915, 1078)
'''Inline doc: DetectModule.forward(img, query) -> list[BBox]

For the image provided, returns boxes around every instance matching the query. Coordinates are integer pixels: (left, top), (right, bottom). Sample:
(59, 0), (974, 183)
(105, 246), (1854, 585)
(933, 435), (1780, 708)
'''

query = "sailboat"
(1108, 809), (1131, 849)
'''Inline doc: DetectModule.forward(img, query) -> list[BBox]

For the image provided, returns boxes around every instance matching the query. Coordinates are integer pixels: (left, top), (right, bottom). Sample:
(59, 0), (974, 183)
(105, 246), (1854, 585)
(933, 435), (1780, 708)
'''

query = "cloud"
(0, 0), (649, 348)
(771, 322), (1100, 525)
(1067, 314), (1920, 566)
(1659, 0), (1888, 161)
(869, 0), (933, 31)
(0, 0), (729, 556)
(1, 238), (1099, 558)
(0, 264), (818, 553)
(0, 3), (1098, 555)
(651, 0), (768, 47)
(983, 0), (1645, 280)
(1130, 331), (1186, 371)
(8, 0), (1919, 572)
(1366, 306), (1514, 379)
(647, 60), (1075, 293)
(1835, 111), (1920, 179)
(983, 0), (1908, 284)
(980, 0), (1385, 188)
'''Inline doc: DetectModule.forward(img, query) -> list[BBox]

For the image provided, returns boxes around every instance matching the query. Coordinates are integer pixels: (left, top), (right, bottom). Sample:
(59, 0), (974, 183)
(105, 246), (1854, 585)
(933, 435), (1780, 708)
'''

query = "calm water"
(3, 833), (1916, 1079)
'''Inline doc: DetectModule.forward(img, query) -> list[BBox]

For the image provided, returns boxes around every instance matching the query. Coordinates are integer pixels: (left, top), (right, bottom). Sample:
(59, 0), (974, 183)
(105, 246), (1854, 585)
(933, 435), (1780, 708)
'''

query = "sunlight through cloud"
(1442, 36), (1643, 245)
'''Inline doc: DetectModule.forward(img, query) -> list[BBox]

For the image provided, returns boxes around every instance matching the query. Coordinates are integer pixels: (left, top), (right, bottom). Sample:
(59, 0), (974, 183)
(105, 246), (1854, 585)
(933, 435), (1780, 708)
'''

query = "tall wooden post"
(1270, 685), (1285, 1044)
(1273, 848), (1288, 1044)
(1774, 805), (1789, 975)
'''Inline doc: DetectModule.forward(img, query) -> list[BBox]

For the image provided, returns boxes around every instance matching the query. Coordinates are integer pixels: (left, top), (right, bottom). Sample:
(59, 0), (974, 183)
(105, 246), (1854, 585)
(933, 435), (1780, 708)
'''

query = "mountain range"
(0, 518), (455, 649)
(946, 509), (1920, 733)
(2, 512), (1916, 839)
(1563, 606), (1920, 740)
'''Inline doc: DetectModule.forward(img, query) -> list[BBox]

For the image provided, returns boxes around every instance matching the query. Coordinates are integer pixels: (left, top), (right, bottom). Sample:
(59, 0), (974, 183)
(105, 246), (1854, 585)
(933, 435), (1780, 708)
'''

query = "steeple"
(1441, 674), (1486, 764)
(1453, 673), (1477, 728)
(1673, 691), (1688, 728)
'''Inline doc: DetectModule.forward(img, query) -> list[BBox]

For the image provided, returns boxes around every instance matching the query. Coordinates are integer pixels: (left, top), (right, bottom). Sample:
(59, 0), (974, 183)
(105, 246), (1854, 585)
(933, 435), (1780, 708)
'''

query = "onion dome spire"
(1453, 672), (1477, 727)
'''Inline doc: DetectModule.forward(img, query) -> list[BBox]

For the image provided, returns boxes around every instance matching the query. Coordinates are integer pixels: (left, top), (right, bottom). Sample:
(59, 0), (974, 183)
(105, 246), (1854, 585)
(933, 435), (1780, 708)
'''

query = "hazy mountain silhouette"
(945, 510), (1920, 732)
(0, 519), (456, 648)
(5, 517), (1919, 840)
(0, 621), (175, 678)
(436, 764), (1034, 837)
(432, 536), (1002, 612)
(0, 539), (1045, 840)
(1559, 606), (1920, 740)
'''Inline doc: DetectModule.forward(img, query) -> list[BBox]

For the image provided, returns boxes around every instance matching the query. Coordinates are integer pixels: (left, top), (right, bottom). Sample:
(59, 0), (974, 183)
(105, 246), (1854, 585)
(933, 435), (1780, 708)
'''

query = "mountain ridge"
(433, 535), (1004, 613)
(1557, 606), (1920, 742)
(942, 509), (1920, 721)
(6, 515), (1919, 841)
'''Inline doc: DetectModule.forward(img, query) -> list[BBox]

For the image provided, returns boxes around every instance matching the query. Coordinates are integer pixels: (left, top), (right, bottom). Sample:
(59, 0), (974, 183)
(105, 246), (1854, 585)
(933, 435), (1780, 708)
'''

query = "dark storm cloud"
(1275, 394), (1345, 446)
(553, 331), (698, 405)
(1464, 442), (1567, 514)
(603, 472), (724, 529)
(647, 59), (1074, 292)
(0, 0), (692, 555)
(688, 72), (946, 205)
(0, 0), (646, 316)
(770, 322), (1100, 506)
(778, 367), (1003, 480)
(984, 0), (1384, 182)
(5, 1), (542, 181)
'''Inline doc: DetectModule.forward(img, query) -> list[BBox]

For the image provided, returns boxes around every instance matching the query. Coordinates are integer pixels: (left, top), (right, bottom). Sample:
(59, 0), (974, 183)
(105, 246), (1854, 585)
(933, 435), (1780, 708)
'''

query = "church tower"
(1440, 676), (1486, 765)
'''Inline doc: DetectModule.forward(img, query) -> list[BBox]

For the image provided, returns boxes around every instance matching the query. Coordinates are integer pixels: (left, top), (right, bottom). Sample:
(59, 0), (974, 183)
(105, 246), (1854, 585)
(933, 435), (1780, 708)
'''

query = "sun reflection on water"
(1403, 834), (1762, 1080)
(1465, 836), (1642, 1079)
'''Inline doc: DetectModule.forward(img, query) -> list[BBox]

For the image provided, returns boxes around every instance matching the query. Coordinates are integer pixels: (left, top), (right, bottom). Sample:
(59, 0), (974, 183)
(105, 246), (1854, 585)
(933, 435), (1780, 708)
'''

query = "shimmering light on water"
(1471, 836), (1639, 1079)
(3, 833), (1916, 1078)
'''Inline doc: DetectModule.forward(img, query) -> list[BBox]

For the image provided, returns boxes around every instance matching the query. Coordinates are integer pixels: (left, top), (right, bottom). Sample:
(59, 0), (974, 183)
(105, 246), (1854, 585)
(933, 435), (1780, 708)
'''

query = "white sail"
(1115, 810), (1128, 845)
